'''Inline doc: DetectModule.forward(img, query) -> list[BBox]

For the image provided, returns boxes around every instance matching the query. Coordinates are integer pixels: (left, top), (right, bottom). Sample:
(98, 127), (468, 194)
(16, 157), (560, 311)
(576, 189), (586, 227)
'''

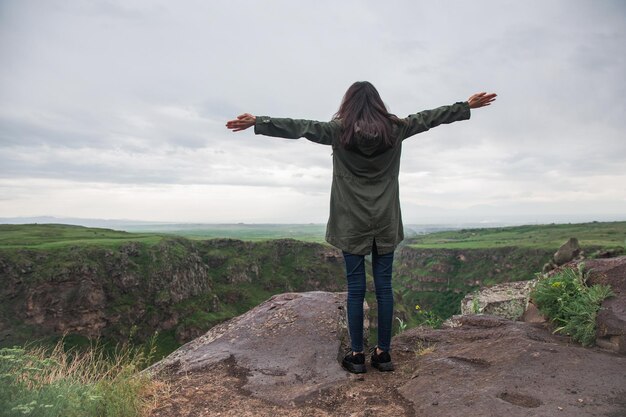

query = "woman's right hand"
(226, 113), (256, 132)
(467, 92), (497, 109)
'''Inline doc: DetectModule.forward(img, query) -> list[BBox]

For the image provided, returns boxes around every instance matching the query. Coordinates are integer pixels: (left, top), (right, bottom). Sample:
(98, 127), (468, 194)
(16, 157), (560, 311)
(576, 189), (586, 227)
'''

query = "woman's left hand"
(226, 113), (256, 132)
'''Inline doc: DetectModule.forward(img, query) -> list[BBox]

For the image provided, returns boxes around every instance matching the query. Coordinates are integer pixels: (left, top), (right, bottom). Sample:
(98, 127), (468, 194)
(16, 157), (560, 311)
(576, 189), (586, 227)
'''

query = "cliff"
(0, 236), (345, 350)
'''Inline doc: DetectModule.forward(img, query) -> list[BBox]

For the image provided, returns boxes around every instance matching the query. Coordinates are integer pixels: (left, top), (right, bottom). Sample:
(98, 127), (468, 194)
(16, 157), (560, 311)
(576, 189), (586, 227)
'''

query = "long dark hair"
(333, 81), (404, 149)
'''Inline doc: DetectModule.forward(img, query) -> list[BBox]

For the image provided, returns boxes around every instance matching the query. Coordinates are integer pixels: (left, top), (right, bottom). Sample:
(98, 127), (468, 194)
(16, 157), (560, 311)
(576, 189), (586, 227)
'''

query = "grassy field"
(406, 221), (626, 249)
(4, 221), (624, 250)
(0, 223), (331, 249)
(0, 224), (163, 249)
(8, 221), (610, 262)
(122, 223), (328, 243)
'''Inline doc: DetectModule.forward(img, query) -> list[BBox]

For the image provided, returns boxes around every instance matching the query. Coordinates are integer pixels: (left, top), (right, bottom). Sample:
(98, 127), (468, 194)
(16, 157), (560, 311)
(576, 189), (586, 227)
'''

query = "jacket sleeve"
(254, 116), (338, 146)
(401, 102), (471, 140)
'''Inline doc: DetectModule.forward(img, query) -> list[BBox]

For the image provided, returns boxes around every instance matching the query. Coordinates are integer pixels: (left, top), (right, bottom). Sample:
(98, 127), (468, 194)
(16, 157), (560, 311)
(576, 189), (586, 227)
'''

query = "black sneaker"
(342, 351), (366, 374)
(370, 346), (394, 372)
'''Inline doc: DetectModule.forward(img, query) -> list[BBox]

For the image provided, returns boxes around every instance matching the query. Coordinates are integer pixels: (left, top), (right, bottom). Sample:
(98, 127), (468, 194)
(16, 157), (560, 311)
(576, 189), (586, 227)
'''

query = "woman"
(226, 82), (496, 374)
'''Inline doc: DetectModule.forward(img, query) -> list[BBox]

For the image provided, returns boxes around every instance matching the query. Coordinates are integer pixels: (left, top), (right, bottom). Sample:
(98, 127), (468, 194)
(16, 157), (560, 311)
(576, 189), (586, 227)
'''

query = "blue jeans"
(342, 242), (394, 353)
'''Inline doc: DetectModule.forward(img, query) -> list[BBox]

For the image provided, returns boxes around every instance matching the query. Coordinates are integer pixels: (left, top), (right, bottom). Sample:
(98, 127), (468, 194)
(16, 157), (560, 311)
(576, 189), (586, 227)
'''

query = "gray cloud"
(0, 0), (624, 223)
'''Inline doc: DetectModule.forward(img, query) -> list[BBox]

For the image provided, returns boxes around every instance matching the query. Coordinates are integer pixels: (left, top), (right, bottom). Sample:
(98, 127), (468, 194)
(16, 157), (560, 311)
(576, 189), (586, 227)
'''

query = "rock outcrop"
(147, 294), (626, 417)
(393, 314), (626, 417)
(554, 237), (583, 265)
(461, 256), (626, 354)
(543, 237), (584, 273)
(584, 256), (626, 354)
(147, 291), (360, 406)
(460, 279), (538, 320)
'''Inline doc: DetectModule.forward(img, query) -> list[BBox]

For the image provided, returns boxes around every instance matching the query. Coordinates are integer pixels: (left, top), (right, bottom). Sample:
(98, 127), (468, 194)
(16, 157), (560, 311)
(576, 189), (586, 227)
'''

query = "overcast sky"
(1, 0), (625, 225)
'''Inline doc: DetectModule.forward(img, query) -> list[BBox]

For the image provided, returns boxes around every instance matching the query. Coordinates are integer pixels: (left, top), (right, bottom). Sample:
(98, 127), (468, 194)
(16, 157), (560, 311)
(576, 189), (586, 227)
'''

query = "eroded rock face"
(23, 278), (108, 337)
(1, 241), (213, 343)
(0, 238), (346, 346)
(147, 291), (360, 406)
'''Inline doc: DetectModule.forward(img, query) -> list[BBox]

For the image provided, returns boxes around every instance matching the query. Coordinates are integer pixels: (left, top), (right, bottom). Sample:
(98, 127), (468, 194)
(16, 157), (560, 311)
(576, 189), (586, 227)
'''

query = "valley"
(0, 221), (624, 361)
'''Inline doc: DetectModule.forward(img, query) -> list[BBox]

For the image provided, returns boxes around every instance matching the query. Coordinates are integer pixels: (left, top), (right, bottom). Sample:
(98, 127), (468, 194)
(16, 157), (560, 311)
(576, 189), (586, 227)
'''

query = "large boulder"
(460, 279), (538, 321)
(553, 237), (582, 266)
(543, 237), (584, 273)
(146, 291), (368, 406)
(584, 256), (626, 354)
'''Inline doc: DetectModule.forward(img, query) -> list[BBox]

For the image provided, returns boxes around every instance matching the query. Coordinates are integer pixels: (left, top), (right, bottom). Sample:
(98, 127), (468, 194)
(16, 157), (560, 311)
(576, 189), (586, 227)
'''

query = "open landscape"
(3, 1), (625, 415)
(2, 221), (624, 352)
(2, 220), (625, 416)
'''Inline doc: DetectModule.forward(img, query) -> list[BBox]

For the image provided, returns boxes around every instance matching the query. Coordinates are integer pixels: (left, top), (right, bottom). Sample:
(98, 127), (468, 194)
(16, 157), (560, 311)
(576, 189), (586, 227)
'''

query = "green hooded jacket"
(254, 101), (471, 255)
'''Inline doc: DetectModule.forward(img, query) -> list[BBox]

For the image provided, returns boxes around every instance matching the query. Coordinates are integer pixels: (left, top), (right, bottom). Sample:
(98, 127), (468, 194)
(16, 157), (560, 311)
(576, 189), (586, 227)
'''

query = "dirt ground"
(148, 351), (416, 417)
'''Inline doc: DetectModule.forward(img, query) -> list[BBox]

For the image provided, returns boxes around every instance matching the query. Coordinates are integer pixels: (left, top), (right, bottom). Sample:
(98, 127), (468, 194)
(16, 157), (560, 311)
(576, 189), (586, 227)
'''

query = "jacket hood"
(352, 122), (389, 156)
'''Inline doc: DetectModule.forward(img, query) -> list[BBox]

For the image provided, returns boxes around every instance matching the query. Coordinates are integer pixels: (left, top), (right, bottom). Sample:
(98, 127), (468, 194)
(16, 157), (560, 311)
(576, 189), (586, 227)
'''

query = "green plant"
(395, 317), (408, 334)
(531, 265), (614, 346)
(410, 304), (444, 329)
(0, 335), (161, 417)
(471, 294), (481, 314)
(421, 310), (444, 328)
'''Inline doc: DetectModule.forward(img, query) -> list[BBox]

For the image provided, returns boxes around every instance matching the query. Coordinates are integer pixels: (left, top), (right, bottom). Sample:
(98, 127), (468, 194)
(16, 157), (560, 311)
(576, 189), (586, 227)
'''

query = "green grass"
(531, 265), (615, 346)
(123, 223), (328, 243)
(0, 223), (332, 252)
(407, 221), (626, 249)
(0, 224), (163, 249)
(0, 337), (160, 417)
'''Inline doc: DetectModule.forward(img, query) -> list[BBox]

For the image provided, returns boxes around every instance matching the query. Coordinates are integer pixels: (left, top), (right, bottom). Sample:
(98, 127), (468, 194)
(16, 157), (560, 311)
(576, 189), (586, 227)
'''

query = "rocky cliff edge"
(146, 291), (626, 417)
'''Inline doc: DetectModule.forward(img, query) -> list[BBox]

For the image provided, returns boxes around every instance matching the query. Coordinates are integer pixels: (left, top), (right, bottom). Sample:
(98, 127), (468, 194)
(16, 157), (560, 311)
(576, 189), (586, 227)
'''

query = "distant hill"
(406, 220), (626, 249)
(0, 215), (537, 242)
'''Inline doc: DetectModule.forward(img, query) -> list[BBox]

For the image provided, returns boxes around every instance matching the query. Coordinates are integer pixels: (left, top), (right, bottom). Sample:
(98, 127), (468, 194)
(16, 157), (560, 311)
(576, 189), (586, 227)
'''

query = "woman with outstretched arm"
(226, 82), (496, 374)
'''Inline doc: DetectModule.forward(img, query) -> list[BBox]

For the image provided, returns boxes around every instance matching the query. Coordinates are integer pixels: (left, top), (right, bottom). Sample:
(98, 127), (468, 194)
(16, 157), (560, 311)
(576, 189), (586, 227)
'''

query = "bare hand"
(467, 92), (497, 109)
(226, 113), (256, 132)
